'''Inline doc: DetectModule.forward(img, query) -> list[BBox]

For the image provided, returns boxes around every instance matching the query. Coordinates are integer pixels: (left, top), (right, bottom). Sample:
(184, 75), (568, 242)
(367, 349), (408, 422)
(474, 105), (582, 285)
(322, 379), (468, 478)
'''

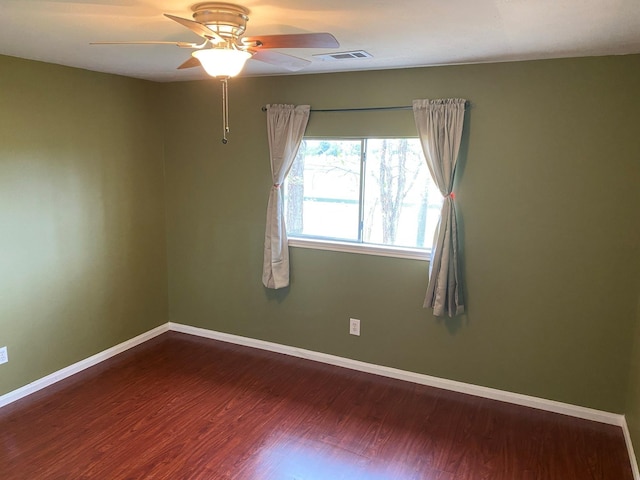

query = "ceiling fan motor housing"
(192, 2), (249, 39)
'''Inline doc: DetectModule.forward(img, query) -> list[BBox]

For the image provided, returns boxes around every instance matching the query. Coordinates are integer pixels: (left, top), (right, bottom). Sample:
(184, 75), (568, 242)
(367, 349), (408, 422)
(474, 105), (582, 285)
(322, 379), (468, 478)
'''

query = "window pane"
(284, 137), (443, 253)
(284, 140), (362, 241)
(362, 139), (442, 249)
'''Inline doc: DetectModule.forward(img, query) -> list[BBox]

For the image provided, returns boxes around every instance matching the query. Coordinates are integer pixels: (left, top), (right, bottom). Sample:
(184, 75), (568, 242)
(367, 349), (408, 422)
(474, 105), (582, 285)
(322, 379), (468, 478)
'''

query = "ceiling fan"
(92, 2), (340, 143)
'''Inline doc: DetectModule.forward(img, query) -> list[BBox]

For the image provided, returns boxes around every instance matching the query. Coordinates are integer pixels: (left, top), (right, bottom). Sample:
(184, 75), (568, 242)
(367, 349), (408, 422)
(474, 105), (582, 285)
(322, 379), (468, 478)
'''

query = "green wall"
(0, 56), (168, 396)
(2, 52), (640, 427)
(162, 55), (640, 414)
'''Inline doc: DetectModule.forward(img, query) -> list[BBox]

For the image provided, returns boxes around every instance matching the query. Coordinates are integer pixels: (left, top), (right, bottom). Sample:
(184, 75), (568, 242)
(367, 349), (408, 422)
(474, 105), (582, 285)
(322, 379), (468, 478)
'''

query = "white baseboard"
(171, 322), (640, 476)
(168, 322), (623, 426)
(0, 324), (169, 409)
(623, 417), (640, 480)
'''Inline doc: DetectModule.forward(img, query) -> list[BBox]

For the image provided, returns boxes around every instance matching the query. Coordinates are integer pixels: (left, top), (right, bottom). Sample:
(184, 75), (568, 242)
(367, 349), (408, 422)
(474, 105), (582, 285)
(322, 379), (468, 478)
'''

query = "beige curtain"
(262, 104), (310, 289)
(413, 98), (467, 317)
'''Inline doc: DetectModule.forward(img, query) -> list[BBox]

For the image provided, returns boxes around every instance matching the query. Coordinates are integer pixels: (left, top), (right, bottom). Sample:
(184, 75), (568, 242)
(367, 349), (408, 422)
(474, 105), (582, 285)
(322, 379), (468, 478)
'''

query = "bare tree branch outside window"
(283, 138), (439, 250)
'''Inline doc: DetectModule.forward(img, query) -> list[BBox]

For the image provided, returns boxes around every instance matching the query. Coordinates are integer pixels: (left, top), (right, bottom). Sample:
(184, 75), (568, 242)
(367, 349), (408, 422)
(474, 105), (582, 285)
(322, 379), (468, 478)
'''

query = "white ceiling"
(0, 0), (639, 82)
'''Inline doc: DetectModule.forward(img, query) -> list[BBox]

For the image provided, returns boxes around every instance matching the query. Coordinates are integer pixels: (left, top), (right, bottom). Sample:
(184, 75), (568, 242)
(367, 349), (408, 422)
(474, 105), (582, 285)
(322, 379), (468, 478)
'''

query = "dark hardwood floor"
(0, 332), (633, 479)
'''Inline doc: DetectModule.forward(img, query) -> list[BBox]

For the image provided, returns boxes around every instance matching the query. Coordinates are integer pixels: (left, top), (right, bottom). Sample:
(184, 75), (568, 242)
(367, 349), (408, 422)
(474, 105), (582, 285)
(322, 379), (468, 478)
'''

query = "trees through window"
(283, 138), (442, 251)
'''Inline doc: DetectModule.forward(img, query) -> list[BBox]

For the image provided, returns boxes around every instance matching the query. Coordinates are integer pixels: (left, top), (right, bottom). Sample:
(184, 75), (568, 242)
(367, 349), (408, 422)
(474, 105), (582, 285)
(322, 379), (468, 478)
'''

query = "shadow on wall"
(265, 285), (291, 304)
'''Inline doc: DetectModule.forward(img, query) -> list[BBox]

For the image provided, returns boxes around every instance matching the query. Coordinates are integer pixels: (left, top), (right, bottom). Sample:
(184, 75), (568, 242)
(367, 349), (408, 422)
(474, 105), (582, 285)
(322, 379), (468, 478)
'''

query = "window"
(283, 138), (442, 259)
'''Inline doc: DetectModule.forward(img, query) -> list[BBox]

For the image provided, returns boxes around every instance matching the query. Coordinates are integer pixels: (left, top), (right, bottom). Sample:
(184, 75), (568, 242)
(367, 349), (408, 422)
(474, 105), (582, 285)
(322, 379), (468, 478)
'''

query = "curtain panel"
(262, 104), (310, 289)
(413, 98), (467, 317)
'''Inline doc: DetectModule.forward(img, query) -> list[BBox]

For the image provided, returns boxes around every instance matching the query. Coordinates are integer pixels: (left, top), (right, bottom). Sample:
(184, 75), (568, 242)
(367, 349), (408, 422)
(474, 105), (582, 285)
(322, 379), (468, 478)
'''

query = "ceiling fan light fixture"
(192, 48), (252, 77)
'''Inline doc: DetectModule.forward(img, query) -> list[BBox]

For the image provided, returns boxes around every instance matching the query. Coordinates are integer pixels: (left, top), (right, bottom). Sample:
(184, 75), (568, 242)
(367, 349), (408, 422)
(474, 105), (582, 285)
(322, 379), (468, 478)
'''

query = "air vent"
(313, 50), (373, 61)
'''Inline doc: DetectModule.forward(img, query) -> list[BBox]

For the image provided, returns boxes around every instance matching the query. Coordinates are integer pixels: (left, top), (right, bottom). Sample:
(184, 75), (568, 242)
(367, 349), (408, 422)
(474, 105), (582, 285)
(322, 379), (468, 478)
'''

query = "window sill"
(288, 237), (430, 261)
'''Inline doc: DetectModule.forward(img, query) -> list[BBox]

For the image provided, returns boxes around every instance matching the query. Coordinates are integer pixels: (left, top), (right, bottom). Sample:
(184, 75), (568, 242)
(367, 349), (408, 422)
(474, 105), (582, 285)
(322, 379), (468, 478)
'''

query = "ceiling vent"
(314, 50), (373, 61)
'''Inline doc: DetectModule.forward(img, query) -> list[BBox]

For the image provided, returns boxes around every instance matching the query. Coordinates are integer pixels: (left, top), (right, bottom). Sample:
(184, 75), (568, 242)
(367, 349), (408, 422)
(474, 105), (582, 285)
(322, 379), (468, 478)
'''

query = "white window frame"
(286, 137), (435, 261)
(289, 236), (430, 261)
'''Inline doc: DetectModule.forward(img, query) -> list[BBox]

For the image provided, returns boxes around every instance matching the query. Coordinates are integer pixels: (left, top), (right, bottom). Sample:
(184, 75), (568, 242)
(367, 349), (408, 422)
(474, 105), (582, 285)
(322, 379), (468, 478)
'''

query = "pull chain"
(221, 77), (229, 144)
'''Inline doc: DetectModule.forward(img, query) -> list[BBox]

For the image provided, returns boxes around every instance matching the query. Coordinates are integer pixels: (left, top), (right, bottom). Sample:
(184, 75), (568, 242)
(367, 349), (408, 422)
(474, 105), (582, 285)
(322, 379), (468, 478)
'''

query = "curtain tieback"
(273, 183), (281, 189)
(446, 192), (456, 199)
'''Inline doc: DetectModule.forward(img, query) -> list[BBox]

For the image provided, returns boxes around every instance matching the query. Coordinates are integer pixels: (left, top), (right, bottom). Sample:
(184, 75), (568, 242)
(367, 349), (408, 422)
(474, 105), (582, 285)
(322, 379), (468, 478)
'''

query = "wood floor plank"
(0, 332), (634, 479)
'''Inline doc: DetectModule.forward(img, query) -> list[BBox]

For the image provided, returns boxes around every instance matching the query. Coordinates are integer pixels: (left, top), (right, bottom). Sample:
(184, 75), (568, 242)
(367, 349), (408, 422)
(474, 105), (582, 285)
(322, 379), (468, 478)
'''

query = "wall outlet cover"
(0, 346), (8, 364)
(349, 318), (361, 336)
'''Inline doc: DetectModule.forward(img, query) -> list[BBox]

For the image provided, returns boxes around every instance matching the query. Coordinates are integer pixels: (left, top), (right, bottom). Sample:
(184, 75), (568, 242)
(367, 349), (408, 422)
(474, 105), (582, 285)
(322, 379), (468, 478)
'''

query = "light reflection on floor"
(245, 436), (417, 480)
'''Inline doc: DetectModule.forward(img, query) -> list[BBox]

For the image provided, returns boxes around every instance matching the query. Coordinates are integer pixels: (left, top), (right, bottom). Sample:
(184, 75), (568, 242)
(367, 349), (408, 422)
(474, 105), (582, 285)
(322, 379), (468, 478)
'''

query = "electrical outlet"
(0, 346), (8, 364)
(349, 318), (361, 336)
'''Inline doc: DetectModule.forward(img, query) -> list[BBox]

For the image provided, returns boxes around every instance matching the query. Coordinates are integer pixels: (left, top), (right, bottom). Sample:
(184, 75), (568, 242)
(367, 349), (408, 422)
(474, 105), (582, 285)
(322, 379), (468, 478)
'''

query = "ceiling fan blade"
(243, 33), (339, 49)
(251, 50), (310, 72)
(177, 56), (201, 70)
(164, 13), (223, 43)
(91, 41), (204, 48)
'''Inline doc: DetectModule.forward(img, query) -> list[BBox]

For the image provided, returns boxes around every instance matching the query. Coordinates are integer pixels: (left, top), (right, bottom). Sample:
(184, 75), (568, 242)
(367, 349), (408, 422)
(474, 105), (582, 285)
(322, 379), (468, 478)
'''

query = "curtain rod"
(261, 102), (470, 113)
(261, 105), (413, 113)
